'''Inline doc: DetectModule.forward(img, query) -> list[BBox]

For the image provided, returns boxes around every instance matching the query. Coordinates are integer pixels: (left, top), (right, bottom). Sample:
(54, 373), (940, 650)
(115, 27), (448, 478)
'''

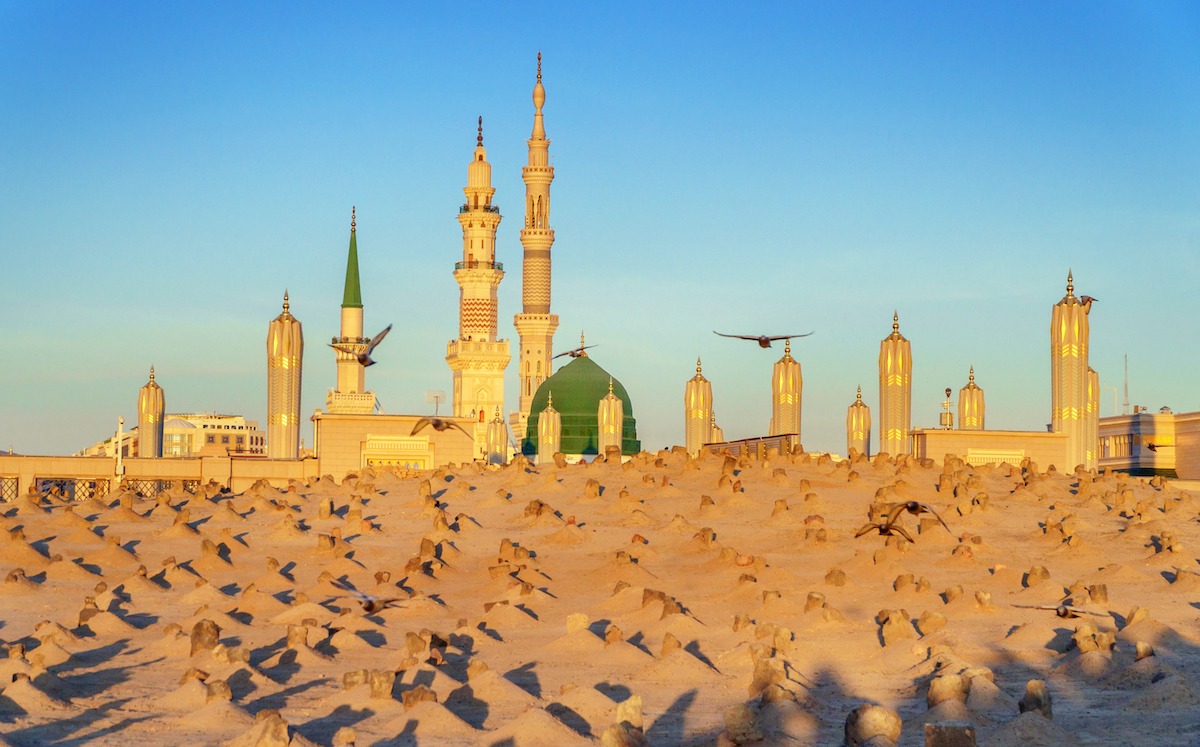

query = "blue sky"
(2, 2), (1198, 456)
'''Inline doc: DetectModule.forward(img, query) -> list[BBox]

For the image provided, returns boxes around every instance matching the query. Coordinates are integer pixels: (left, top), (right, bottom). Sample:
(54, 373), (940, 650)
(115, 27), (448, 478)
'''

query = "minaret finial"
(149, 365), (155, 381)
(608, 376), (613, 395)
(784, 338), (791, 356)
(548, 391), (553, 408)
(351, 206), (356, 233)
(283, 289), (290, 312)
(892, 310), (899, 333)
(1067, 268), (1074, 296)
(696, 357), (702, 374)
(477, 116), (483, 147)
(969, 365), (975, 383)
(537, 51), (542, 82)
(856, 385), (862, 403)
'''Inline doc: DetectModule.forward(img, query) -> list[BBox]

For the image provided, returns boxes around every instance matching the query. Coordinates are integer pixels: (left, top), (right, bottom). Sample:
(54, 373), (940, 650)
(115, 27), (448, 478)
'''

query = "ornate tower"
(769, 339), (802, 441)
(137, 366), (164, 457)
(1085, 367), (1099, 470)
(684, 358), (714, 456)
(537, 393), (561, 464)
(598, 378), (624, 456)
(878, 311), (912, 456)
(846, 386), (871, 458)
(327, 207), (376, 414)
(446, 118), (511, 422)
(958, 366), (984, 430)
(1050, 270), (1093, 469)
(513, 53), (560, 437)
(267, 291), (304, 458)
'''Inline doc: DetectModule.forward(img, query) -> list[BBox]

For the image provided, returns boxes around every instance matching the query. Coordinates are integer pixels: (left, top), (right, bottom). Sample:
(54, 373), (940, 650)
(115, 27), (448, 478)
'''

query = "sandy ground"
(1, 449), (1198, 746)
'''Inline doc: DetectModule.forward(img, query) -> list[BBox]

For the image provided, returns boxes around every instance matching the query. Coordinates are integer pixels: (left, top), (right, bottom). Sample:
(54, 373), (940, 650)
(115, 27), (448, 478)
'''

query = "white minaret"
(598, 377), (624, 456)
(878, 311), (912, 456)
(769, 338), (802, 441)
(446, 118), (511, 426)
(513, 53), (560, 438)
(327, 207), (376, 414)
(1050, 270), (1094, 470)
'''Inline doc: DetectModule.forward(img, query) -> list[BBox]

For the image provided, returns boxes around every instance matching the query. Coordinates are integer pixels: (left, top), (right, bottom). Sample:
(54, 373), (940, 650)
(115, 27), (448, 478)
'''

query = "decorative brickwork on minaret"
(446, 118), (510, 427)
(513, 53), (560, 438)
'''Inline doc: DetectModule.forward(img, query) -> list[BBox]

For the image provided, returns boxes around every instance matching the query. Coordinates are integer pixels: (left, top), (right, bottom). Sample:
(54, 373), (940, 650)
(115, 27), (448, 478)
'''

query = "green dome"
(522, 355), (640, 457)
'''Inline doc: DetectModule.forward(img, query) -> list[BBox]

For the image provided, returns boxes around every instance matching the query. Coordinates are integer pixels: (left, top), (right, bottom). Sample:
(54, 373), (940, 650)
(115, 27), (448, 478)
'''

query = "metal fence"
(0, 477), (17, 502)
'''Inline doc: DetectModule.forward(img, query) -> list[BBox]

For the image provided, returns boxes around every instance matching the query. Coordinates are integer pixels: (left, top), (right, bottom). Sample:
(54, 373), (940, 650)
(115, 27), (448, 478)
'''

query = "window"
(206, 435), (214, 444)
(221, 436), (229, 444)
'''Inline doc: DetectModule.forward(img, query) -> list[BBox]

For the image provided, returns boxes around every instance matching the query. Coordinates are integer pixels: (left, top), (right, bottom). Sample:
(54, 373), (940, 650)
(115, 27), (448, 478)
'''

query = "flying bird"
(1012, 603), (1108, 619)
(1079, 295), (1097, 313)
(411, 417), (470, 436)
(886, 501), (952, 534)
(326, 586), (408, 614)
(553, 344), (596, 359)
(330, 324), (393, 367)
(855, 521), (915, 544)
(713, 331), (813, 349)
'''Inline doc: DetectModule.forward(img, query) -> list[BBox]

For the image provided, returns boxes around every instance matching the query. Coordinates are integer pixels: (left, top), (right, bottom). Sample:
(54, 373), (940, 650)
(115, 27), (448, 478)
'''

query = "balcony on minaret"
(460, 204), (500, 214)
(455, 260), (504, 271)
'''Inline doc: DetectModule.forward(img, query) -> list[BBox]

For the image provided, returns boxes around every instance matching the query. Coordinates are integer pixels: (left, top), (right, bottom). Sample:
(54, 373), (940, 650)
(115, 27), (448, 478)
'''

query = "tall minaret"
(684, 358), (713, 456)
(267, 290), (304, 458)
(878, 311), (912, 456)
(958, 366), (984, 430)
(769, 339), (802, 441)
(137, 366), (164, 458)
(846, 386), (871, 457)
(512, 53), (560, 437)
(598, 378), (624, 456)
(1050, 270), (1092, 469)
(327, 208), (376, 414)
(446, 117), (511, 425)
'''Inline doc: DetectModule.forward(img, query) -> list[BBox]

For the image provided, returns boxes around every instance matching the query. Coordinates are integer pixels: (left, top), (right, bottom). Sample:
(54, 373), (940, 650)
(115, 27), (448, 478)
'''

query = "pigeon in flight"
(330, 324), (393, 367)
(713, 331), (813, 349)
(411, 417), (470, 436)
(553, 344), (596, 359)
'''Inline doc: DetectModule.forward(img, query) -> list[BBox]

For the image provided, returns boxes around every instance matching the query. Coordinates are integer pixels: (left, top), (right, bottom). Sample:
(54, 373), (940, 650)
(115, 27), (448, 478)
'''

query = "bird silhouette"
(411, 417), (470, 436)
(326, 586), (408, 614)
(1079, 296), (1097, 314)
(330, 324), (393, 367)
(713, 331), (813, 349)
(1012, 603), (1108, 619)
(855, 521), (915, 544)
(886, 501), (952, 534)
(553, 344), (596, 359)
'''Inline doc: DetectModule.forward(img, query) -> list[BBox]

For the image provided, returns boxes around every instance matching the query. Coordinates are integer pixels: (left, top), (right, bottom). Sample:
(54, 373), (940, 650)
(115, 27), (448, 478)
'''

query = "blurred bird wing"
(448, 420), (471, 435)
(713, 331), (759, 341)
(920, 503), (952, 532)
(891, 524), (916, 543)
(767, 332), (814, 341)
(854, 523), (879, 538)
(411, 417), (432, 435)
(366, 324), (393, 352)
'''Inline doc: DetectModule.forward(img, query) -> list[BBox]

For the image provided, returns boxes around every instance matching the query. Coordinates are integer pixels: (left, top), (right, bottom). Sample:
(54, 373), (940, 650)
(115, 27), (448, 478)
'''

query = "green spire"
(342, 206), (363, 309)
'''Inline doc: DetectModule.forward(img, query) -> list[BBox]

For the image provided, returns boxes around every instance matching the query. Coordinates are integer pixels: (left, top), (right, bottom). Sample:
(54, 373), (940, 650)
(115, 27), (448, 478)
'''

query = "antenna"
(425, 390), (447, 416)
(1122, 354), (1129, 415)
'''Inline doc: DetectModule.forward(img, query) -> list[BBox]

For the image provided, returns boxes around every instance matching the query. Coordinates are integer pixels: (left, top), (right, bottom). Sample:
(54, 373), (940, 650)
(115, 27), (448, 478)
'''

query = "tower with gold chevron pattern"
(878, 312), (912, 456)
(1051, 270), (1095, 470)
(512, 53), (560, 438)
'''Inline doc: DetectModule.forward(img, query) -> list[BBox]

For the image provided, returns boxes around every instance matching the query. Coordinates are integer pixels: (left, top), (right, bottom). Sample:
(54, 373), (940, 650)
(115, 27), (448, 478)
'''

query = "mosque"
(284, 55), (639, 474)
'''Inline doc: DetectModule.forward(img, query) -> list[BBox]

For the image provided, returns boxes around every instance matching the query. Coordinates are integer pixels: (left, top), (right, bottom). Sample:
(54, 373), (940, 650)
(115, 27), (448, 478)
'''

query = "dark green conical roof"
(522, 355), (640, 456)
(342, 209), (362, 309)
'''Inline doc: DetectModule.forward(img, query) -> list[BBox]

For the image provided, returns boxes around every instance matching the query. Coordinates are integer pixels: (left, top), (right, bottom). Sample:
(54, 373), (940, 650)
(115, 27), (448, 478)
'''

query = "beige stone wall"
(314, 413), (475, 478)
(912, 429), (1068, 470)
(1172, 413), (1200, 479)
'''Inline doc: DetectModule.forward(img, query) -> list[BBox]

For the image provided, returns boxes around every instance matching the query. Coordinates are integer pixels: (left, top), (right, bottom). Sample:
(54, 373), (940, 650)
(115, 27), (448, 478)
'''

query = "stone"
(844, 703), (902, 745)
(190, 619), (220, 656)
(924, 721), (977, 746)
(926, 674), (968, 707)
(1018, 679), (1052, 719)
(401, 683), (437, 709)
(369, 669), (396, 700)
